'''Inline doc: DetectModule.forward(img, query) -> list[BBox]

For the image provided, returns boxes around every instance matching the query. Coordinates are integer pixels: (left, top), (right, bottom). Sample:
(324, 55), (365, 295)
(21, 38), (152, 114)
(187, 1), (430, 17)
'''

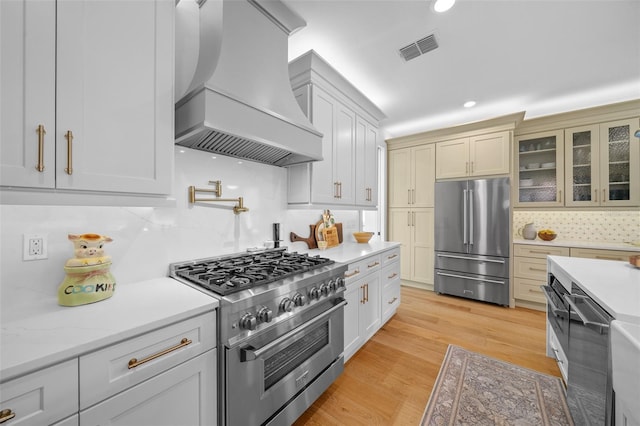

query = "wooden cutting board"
(290, 224), (317, 249)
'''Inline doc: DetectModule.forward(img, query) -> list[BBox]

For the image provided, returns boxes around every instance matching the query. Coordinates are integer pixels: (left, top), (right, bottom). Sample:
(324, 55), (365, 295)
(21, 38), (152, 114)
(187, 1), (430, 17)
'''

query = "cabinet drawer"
(380, 247), (400, 267)
(80, 350), (216, 426)
(514, 277), (546, 304)
(381, 262), (401, 289)
(79, 310), (216, 409)
(513, 244), (570, 259)
(381, 280), (400, 323)
(0, 359), (78, 425)
(513, 257), (548, 280)
(344, 254), (381, 283)
(570, 247), (638, 261)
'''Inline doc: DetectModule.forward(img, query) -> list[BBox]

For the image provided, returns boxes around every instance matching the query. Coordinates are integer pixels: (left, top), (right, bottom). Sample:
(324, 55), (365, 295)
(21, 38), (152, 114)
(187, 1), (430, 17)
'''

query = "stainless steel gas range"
(169, 248), (347, 426)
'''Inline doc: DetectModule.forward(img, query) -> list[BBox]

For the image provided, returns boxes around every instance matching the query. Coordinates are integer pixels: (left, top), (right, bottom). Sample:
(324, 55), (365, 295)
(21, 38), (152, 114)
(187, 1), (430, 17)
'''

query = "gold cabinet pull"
(388, 273), (398, 279)
(595, 255), (622, 261)
(364, 283), (369, 302)
(558, 190), (562, 203)
(388, 297), (398, 304)
(387, 253), (398, 260)
(344, 269), (360, 278)
(367, 261), (380, 269)
(128, 337), (192, 369)
(360, 285), (365, 304)
(0, 409), (16, 424)
(594, 189), (598, 202)
(602, 188), (607, 203)
(64, 130), (74, 175)
(36, 124), (46, 172)
(529, 267), (547, 272)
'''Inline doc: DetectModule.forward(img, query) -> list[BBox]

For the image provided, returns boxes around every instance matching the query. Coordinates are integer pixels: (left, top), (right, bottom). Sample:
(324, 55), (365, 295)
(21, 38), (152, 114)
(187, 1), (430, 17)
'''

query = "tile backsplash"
(513, 210), (640, 242)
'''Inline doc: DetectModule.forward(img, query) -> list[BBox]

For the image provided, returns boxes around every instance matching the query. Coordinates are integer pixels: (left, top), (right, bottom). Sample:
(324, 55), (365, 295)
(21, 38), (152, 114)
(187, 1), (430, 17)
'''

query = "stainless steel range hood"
(175, 0), (323, 167)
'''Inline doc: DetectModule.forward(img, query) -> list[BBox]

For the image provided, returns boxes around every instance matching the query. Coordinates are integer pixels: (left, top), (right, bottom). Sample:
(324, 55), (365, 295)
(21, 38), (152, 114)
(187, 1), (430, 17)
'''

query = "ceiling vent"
(399, 34), (439, 61)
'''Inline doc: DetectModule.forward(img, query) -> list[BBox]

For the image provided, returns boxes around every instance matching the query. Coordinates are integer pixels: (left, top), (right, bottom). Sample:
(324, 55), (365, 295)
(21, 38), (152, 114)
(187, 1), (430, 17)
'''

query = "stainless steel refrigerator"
(434, 177), (510, 306)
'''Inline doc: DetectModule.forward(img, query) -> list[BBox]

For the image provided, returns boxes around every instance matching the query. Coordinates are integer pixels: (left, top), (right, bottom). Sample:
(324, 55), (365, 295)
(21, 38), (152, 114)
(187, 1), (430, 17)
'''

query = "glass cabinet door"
(600, 118), (640, 206)
(515, 130), (564, 206)
(565, 125), (599, 206)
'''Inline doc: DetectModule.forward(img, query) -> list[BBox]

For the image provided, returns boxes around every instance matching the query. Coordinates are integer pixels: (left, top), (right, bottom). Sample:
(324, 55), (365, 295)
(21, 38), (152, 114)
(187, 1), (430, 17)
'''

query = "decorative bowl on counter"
(353, 232), (374, 243)
(538, 230), (557, 241)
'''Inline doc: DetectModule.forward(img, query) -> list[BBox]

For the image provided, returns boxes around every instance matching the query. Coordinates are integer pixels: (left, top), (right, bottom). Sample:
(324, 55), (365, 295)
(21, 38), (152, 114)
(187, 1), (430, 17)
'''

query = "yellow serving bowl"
(538, 231), (557, 241)
(353, 232), (373, 243)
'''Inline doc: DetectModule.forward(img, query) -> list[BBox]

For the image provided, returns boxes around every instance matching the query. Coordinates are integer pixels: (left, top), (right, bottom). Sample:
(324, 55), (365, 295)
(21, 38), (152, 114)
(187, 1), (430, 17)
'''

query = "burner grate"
(173, 250), (334, 295)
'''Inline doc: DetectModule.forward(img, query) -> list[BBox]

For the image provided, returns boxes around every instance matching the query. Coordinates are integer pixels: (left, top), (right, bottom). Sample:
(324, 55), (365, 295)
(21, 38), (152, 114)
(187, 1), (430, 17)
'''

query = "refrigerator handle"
(469, 189), (474, 246)
(462, 189), (468, 245)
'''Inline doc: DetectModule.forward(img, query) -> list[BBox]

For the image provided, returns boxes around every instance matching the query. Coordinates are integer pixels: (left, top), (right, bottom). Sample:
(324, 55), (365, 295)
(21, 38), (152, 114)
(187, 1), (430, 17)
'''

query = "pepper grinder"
(273, 223), (281, 248)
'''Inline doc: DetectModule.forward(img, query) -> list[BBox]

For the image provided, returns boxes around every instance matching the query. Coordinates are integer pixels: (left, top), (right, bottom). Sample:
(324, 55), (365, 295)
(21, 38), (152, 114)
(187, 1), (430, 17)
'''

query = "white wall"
(0, 147), (361, 321)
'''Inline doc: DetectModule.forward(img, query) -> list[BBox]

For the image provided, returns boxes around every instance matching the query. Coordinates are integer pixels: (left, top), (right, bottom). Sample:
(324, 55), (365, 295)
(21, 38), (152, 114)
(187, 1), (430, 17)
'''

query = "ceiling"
(283, 0), (640, 140)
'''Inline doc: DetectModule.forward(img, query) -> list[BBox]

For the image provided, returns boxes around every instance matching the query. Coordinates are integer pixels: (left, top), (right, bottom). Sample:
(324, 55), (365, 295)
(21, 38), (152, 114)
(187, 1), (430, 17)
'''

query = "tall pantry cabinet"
(1, 0), (173, 200)
(388, 144), (435, 286)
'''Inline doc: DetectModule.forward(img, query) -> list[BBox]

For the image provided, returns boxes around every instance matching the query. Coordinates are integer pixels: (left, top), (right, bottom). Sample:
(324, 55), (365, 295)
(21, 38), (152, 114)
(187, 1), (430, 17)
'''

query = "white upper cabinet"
(288, 51), (385, 209)
(1, 0), (174, 201)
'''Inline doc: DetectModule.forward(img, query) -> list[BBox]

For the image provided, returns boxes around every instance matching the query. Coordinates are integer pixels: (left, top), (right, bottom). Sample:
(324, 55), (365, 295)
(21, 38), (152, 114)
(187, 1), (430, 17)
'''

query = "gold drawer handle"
(529, 250), (552, 255)
(344, 269), (360, 278)
(367, 261), (380, 268)
(387, 253), (398, 260)
(0, 409), (16, 424)
(128, 338), (192, 369)
(388, 273), (398, 279)
(529, 288), (542, 293)
(388, 297), (398, 304)
(529, 267), (547, 272)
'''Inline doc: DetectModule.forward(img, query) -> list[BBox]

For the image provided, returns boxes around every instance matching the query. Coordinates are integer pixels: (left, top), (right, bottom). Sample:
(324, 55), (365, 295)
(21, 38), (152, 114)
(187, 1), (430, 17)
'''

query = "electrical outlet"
(23, 234), (48, 260)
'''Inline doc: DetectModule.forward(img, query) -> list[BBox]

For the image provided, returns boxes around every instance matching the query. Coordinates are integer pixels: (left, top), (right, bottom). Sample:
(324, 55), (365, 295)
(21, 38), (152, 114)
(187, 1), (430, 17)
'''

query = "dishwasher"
(564, 283), (614, 426)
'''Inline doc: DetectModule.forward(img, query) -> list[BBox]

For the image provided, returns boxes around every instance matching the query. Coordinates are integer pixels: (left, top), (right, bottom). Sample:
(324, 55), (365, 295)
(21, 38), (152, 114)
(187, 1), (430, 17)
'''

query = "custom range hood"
(175, 0), (323, 167)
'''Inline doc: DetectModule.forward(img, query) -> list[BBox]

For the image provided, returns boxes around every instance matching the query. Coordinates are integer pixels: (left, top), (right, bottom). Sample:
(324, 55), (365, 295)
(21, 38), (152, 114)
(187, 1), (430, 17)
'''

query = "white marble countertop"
(513, 238), (640, 252)
(0, 278), (217, 382)
(548, 256), (640, 324)
(288, 239), (401, 264)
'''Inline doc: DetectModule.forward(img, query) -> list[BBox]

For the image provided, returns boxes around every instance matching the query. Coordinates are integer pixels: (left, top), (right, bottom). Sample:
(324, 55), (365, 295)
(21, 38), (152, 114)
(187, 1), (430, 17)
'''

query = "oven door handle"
(563, 294), (610, 334)
(540, 285), (568, 318)
(241, 298), (347, 362)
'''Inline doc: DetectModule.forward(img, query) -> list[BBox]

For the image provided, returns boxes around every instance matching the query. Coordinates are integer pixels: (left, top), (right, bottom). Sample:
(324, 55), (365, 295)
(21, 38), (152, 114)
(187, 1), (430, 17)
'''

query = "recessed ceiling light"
(464, 100), (476, 108)
(434, 0), (455, 13)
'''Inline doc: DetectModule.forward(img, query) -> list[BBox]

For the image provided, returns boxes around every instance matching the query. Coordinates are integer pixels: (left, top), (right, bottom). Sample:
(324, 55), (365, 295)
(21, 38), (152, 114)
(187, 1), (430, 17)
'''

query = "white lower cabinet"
(343, 254), (381, 362)
(380, 249), (401, 324)
(79, 311), (216, 425)
(343, 247), (401, 362)
(79, 350), (216, 426)
(0, 359), (78, 425)
(1, 311), (217, 426)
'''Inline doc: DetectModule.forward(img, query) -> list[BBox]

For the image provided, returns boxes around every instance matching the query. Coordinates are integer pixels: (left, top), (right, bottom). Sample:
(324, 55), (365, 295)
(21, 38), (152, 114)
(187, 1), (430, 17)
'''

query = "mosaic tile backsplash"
(513, 210), (640, 243)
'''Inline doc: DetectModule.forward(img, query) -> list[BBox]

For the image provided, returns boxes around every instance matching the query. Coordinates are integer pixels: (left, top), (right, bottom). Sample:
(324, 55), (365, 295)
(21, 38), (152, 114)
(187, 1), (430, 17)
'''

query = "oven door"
(225, 297), (346, 426)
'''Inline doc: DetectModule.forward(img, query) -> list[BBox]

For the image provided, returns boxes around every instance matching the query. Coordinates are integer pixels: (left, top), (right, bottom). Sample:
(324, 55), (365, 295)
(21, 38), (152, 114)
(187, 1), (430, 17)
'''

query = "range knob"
(280, 297), (294, 313)
(293, 292), (307, 307)
(320, 283), (330, 297)
(239, 313), (257, 330)
(257, 307), (273, 323)
(309, 287), (320, 300)
(335, 277), (345, 289)
(329, 279), (338, 292)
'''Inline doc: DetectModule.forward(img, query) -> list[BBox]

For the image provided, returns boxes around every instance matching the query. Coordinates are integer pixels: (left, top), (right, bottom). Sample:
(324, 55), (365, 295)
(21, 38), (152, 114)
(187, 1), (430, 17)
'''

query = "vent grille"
(177, 130), (292, 166)
(399, 34), (439, 61)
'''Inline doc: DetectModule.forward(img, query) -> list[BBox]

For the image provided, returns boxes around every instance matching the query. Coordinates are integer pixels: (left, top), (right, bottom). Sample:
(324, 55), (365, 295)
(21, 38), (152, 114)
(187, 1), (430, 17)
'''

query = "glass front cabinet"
(515, 130), (565, 207)
(565, 118), (639, 207)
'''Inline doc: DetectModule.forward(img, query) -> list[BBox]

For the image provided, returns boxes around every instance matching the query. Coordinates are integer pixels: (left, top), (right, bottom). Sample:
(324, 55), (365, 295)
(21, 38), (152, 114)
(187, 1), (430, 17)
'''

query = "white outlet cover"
(23, 233), (48, 260)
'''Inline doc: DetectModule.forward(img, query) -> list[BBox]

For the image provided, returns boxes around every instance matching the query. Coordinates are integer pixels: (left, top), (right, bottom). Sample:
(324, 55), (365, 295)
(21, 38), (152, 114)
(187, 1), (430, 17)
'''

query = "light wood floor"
(294, 285), (560, 425)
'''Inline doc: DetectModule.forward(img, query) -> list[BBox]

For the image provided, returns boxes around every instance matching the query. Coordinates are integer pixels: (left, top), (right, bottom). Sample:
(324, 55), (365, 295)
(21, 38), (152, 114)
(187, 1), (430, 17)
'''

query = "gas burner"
(172, 248), (334, 296)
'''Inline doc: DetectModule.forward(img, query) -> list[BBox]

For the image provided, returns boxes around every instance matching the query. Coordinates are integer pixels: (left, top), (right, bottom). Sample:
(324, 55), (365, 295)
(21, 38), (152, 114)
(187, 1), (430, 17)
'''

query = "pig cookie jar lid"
(58, 262), (116, 307)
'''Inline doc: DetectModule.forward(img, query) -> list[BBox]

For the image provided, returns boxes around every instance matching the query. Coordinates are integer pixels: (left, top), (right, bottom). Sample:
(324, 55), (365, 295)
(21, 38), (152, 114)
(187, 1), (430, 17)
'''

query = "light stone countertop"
(548, 255), (640, 324)
(0, 277), (217, 382)
(288, 239), (401, 264)
(513, 238), (640, 252)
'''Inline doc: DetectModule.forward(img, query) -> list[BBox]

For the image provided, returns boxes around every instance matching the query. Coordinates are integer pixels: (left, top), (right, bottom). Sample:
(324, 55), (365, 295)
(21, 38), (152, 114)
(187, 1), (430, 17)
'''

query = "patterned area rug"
(421, 345), (574, 425)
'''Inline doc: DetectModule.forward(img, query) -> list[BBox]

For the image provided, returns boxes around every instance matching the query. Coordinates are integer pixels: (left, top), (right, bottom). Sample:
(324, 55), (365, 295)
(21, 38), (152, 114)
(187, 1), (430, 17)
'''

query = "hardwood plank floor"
(294, 285), (560, 425)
